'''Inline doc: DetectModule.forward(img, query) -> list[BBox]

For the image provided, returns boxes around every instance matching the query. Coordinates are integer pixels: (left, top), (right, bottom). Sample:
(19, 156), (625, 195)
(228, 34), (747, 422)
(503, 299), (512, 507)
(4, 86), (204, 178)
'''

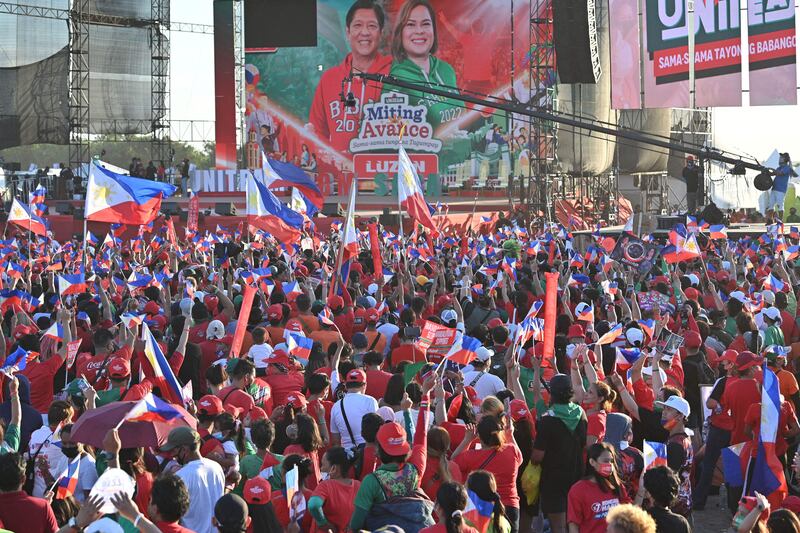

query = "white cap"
(625, 328), (644, 346)
(441, 309), (458, 323)
(729, 291), (748, 303)
(206, 320), (225, 340)
(85, 518), (124, 533)
(179, 297), (193, 316)
(377, 406), (395, 422)
(642, 365), (668, 384)
(763, 306), (782, 323)
(761, 289), (775, 305)
(655, 395), (691, 418)
(475, 346), (494, 362)
(365, 296), (377, 308)
(367, 283), (379, 295)
(687, 273), (700, 287)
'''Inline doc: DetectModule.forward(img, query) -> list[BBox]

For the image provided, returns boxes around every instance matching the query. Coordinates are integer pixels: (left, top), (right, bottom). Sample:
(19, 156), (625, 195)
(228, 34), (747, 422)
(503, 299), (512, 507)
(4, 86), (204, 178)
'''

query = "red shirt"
(722, 378), (762, 444)
(587, 411), (607, 441)
(357, 444), (380, 480)
(76, 345), (133, 391)
(271, 488), (313, 531)
(154, 522), (194, 533)
(0, 491), (58, 533)
(364, 369), (393, 401)
(567, 479), (628, 533)
(333, 310), (354, 342)
(420, 456), (463, 501)
(198, 427), (224, 457)
(310, 479), (361, 533)
(284, 445), (321, 490)
(20, 354), (65, 413)
(198, 340), (224, 380)
(263, 370), (304, 407)
(744, 400), (798, 457)
(216, 385), (255, 415)
(631, 379), (655, 411)
(388, 344), (427, 369)
(454, 444), (522, 508)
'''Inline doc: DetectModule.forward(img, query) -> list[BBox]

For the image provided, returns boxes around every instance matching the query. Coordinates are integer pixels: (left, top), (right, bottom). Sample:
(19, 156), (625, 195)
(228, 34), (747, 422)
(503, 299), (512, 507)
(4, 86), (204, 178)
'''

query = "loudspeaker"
(161, 202), (181, 216)
(215, 202), (236, 216)
(322, 202), (343, 217)
(244, 0), (317, 49)
(553, 0), (601, 84)
(55, 202), (73, 215)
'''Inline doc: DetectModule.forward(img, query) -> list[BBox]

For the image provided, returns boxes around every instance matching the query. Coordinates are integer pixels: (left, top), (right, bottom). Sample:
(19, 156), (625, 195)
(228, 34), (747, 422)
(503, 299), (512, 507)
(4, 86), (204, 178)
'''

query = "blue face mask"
(212, 432), (225, 441)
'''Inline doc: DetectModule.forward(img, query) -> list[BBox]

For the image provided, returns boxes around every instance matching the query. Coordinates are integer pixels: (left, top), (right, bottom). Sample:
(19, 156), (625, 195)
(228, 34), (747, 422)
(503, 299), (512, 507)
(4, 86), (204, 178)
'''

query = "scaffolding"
(150, 0), (171, 166)
(524, 0), (557, 222)
(68, 0), (90, 171)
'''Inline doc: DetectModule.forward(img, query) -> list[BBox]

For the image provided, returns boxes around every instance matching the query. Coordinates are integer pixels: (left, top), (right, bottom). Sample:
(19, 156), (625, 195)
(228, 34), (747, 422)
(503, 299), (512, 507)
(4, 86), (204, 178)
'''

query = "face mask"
(596, 462), (613, 478)
(244, 428), (252, 442)
(582, 401), (597, 411)
(320, 471), (330, 481)
(212, 432), (225, 441)
(619, 441), (629, 451)
(62, 447), (80, 459)
(566, 343), (576, 358)
(661, 417), (678, 431)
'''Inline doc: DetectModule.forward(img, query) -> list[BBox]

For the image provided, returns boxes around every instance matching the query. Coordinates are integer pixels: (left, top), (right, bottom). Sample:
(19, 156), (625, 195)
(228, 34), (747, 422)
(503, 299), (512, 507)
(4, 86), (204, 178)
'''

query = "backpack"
(363, 470), (435, 533)
(686, 349), (716, 385)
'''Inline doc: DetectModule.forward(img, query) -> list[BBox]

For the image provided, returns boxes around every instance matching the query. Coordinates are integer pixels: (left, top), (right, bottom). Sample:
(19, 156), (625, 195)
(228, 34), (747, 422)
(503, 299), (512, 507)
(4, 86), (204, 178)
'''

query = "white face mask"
(244, 428), (252, 442)
(566, 343), (576, 358)
(320, 472), (330, 481)
(620, 441), (629, 451)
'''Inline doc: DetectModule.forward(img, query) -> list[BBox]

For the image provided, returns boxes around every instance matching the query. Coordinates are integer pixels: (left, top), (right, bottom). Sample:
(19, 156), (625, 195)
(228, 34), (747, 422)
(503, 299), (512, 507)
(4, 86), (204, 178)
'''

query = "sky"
(169, 1), (800, 166)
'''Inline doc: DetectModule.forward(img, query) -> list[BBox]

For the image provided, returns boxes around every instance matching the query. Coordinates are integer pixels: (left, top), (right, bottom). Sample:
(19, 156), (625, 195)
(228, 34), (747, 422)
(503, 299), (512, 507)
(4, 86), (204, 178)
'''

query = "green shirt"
(764, 325), (785, 347)
(96, 387), (125, 408)
(0, 424), (19, 454)
(240, 451), (284, 491)
(519, 367), (537, 409)
(725, 316), (738, 337)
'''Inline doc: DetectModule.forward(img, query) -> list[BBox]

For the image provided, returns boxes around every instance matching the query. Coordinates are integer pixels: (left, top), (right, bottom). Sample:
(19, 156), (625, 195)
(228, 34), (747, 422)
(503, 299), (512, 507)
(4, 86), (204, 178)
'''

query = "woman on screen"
(388, 0), (459, 132)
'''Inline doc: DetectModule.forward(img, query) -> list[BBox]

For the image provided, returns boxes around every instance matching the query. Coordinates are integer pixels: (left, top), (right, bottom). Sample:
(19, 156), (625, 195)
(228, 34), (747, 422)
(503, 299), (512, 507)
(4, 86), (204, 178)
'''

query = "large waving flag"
(341, 184), (359, 262)
(29, 184), (47, 217)
(122, 392), (183, 424)
(141, 323), (183, 404)
(85, 161), (176, 224)
(722, 442), (747, 488)
(262, 157), (323, 209)
(597, 323), (623, 345)
(55, 457), (81, 499)
(398, 146), (437, 234)
(8, 198), (48, 236)
(246, 174), (304, 244)
(1, 347), (39, 373)
(444, 332), (482, 365)
(748, 363), (787, 507)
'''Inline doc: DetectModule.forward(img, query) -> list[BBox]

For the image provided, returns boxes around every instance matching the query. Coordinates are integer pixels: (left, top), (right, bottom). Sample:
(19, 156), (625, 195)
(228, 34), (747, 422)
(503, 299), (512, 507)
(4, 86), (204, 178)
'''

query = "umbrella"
(70, 400), (196, 449)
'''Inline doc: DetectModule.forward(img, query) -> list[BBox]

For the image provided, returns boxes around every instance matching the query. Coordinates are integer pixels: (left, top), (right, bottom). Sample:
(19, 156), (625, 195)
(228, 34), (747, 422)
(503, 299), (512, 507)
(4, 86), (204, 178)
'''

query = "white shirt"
(462, 369), (506, 399)
(376, 323), (400, 356)
(330, 392), (379, 449)
(248, 343), (274, 369)
(74, 454), (99, 503)
(28, 426), (67, 498)
(176, 458), (225, 533)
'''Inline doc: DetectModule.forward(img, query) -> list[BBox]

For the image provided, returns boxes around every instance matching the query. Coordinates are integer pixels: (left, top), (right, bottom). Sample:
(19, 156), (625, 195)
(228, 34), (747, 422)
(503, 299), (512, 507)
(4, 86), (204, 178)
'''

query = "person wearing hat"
(213, 493), (251, 533)
(160, 426), (225, 533)
(242, 476), (282, 531)
(326, 291), (355, 342)
(653, 395), (693, 517)
(462, 346), (504, 400)
(363, 306), (387, 354)
(330, 368), (379, 450)
(94, 357), (132, 407)
(762, 306), (785, 347)
(693, 348), (739, 510)
(680, 330), (715, 431)
(216, 358), (261, 418)
(349, 375), (436, 532)
(531, 374), (588, 533)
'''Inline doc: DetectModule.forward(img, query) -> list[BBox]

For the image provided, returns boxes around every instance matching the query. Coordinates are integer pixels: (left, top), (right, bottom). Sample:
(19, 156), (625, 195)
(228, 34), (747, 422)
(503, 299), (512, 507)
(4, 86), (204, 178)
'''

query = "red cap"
(346, 368), (367, 384)
(247, 406), (267, 422)
(295, 264), (308, 278)
(376, 422), (410, 456)
(204, 295), (219, 312)
(353, 308), (367, 331)
(285, 318), (304, 333)
(782, 495), (800, 515)
(509, 399), (533, 423)
(567, 323), (585, 339)
(286, 392), (307, 410)
(327, 295), (344, 310)
(13, 324), (37, 340)
(107, 357), (131, 379)
(684, 331), (702, 349)
(487, 317), (504, 330)
(736, 351), (762, 371)
(244, 476), (272, 505)
(684, 287), (700, 301)
(721, 349), (739, 363)
(464, 386), (481, 407)
(144, 301), (160, 316)
(267, 304), (283, 321)
(268, 349), (290, 366)
(366, 308), (380, 323)
(435, 295), (454, 309)
(198, 395), (224, 416)
(225, 404), (244, 419)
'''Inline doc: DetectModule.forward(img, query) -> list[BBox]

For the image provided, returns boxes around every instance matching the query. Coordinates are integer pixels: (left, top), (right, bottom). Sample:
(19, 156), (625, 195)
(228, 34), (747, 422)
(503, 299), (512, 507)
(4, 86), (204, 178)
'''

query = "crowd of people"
(3, 209), (800, 533)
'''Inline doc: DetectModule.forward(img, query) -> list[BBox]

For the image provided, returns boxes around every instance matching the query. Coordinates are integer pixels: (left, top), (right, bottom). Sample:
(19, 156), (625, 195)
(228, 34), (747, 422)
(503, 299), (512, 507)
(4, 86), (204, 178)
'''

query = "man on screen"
(307, 0), (391, 152)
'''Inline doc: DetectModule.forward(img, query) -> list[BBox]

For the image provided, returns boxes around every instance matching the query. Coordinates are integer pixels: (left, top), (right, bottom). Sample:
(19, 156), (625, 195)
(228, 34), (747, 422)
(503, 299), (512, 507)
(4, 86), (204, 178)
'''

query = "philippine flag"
(246, 174), (304, 244)
(58, 273), (87, 296)
(85, 161), (176, 225)
(575, 302), (594, 323)
(141, 323), (184, 404)
(122, 392), (183, 424)
(1, 347), (38, 372)
(764, 273), (785, 293)
(43, 322), (64, 342)
(398, 146), (437, 234)
(120, 313), (145, 330)
(721, 442), (747, 488)
(749, 363), (788, 507)
(464, 489), (494, 533)
(643, 441), (668, 469)
(8, 198), (48, 236)
(638, 319), (656, 340)
(597, 323), (623, 345)
(444, 332), (482, 365)
(284, 331), (313, 366)
(341, 184), (359, 262)
(55, 457), (81, 499)
(262, 156), (324, 209)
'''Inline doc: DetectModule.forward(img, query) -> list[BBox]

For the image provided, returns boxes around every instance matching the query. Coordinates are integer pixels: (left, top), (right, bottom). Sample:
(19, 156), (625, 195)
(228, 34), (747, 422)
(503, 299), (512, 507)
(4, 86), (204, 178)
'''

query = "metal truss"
(233, 0), (245, 166)
(151, 0), (171, 165)
(69, 0), (90, 172)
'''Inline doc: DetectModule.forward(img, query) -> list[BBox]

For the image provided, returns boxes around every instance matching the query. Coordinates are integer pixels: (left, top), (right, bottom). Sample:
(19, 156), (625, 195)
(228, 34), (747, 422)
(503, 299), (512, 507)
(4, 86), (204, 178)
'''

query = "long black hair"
(467, 470), (507, 533)
(436, 482), (469, 533)
(585, 442), (623, 498)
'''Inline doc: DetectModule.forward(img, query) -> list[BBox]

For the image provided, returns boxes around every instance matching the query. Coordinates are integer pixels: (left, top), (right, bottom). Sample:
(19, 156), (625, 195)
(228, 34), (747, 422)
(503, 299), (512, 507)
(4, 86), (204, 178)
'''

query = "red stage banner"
(187, 194), (199, 232)
(368, 223), (382, 279)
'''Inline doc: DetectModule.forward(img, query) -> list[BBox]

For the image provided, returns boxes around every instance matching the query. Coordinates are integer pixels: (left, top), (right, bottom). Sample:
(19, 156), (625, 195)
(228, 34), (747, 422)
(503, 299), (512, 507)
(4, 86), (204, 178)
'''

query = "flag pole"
(330, 179), (357, 299)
